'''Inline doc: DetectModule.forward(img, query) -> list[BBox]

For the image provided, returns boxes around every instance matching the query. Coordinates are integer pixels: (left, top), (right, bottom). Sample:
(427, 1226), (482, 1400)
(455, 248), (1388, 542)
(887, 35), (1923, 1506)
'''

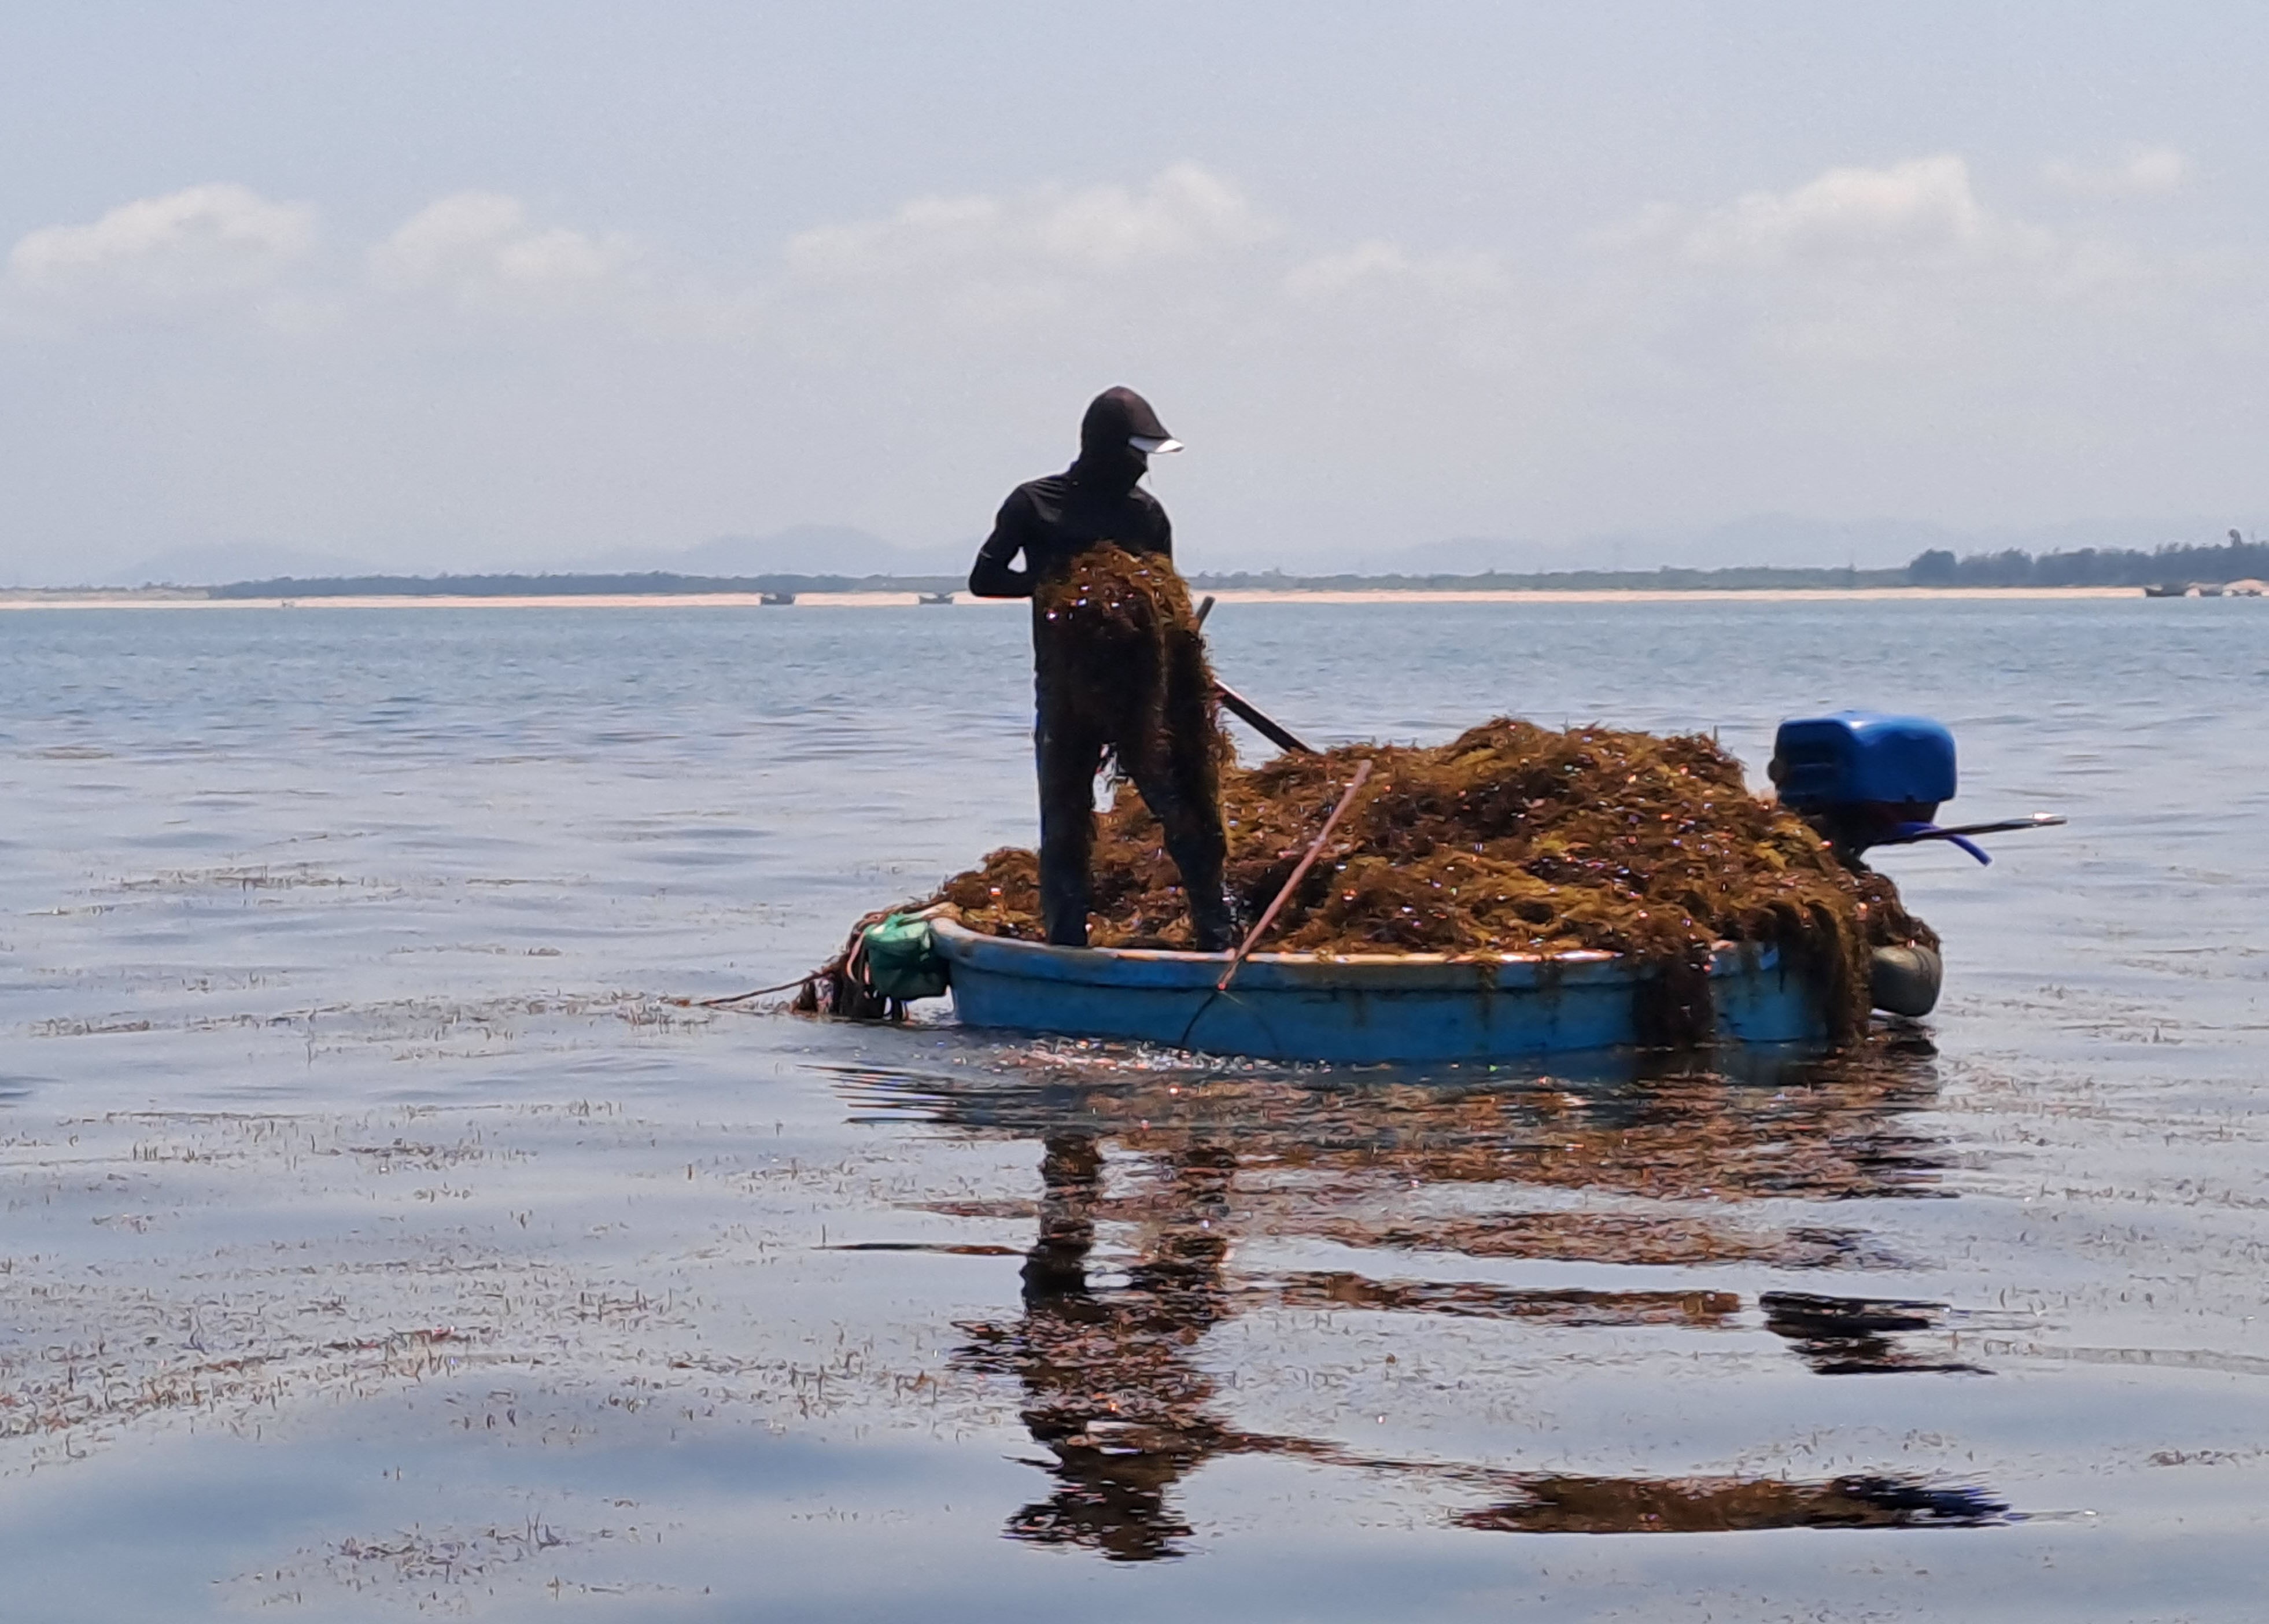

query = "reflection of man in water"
(958, 1132), (1249, 1562)
(939, 1049), (1996, 1556)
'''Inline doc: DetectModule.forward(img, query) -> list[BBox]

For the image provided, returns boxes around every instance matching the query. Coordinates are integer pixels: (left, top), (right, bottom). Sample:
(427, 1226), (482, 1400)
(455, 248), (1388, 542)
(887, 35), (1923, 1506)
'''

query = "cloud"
(747, 163), (1283, 355)
(370, 192), (639, 313)
(783, 163), (1271, 287)
(1283, 241), (1504, 304)
(1526, 157), (2218, 418)
(1678, 155), (2017, 267)
(6, 157), (2263, 583)
(1599, 154), (2114, 370)
(1034, 164), (1267, 270)
(6, 183), (313, 311)
(2043, 145), (2190, 198)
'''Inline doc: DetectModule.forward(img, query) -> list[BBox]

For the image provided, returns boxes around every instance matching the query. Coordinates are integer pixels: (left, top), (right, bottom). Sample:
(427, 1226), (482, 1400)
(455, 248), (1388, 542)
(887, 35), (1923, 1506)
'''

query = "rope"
(696, 975), (818, 1007)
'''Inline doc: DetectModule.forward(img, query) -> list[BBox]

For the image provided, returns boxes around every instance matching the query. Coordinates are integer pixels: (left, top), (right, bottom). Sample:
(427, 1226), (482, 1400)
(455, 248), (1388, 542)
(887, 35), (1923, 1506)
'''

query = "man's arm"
(968, 492), (1034, 598)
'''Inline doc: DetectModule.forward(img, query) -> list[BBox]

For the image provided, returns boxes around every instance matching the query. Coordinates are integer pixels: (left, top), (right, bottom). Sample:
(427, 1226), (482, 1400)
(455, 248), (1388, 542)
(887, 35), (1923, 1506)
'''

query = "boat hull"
(931, 920), (1828, 1062)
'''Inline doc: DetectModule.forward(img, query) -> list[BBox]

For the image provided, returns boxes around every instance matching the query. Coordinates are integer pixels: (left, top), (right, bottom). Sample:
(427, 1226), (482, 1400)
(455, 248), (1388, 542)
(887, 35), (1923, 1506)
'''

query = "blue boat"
(929, 919), (1827, 1062)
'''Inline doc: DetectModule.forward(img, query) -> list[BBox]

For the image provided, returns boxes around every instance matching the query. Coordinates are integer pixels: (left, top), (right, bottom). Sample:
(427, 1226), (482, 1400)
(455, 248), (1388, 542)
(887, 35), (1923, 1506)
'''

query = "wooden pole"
(1191, 595), (1318, 755)
(1217, 759), (1373, 992)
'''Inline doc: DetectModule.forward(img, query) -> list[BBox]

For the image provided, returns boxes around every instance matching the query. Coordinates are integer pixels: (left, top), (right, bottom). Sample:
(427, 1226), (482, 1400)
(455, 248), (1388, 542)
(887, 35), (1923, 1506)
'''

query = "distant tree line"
(1906, 531), (2267, 588)
(204, 538), (2263, 599)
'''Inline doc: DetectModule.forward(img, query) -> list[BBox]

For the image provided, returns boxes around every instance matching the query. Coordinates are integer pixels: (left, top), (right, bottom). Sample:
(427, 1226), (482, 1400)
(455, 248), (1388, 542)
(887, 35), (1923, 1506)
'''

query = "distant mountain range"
(120, 540), (387, 588)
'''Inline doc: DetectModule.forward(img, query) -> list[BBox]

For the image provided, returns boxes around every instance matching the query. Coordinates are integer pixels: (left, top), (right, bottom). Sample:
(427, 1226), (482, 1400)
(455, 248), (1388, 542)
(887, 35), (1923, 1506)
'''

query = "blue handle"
(1885, 821), (1992, 866)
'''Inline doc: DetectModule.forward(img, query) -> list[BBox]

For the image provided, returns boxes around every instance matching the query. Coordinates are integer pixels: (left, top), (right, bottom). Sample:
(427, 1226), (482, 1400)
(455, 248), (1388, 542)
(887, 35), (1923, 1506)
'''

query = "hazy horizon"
(6, 4), (2267, 585)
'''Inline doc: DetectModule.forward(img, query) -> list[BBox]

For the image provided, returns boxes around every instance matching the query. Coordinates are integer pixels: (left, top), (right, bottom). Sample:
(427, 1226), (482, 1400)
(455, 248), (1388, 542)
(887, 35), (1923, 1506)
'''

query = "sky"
(3, 2), (2266, 584)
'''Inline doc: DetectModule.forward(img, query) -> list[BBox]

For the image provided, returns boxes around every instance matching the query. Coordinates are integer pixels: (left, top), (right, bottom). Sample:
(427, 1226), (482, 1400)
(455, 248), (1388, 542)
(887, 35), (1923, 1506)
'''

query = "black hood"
(1070, 386), (1173, 496)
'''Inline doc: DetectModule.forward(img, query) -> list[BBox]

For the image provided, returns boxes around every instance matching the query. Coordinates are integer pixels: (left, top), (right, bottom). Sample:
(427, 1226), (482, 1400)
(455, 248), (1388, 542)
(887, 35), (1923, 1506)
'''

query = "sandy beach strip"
(0, 585), (2151, 611)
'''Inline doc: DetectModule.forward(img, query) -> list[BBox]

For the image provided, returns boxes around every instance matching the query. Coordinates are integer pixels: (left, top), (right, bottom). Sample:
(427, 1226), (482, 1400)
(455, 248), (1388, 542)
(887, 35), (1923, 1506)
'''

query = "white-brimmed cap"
(1129, 434), (1183, 455)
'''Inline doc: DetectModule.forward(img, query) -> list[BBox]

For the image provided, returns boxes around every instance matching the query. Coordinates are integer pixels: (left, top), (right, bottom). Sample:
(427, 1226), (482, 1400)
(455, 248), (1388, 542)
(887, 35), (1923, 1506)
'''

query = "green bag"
(861, 914), (950, 1001)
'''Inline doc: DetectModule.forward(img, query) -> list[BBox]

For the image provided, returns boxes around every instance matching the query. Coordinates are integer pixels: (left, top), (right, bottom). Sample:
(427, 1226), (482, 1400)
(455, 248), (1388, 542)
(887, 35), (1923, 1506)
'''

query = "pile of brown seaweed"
(931, 718), (1935, 1043)
(1029, 544), (1224, 789)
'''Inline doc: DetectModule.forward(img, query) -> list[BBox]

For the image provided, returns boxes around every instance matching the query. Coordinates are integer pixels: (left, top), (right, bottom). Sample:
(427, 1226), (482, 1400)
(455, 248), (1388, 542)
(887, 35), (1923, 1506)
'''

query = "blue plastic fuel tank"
(1770, 711), (1957, 810)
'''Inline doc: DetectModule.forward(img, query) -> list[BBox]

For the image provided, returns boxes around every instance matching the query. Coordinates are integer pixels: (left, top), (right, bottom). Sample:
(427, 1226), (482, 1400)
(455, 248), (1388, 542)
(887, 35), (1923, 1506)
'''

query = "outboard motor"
(1768, 711), (2064, 1020)
(1769, 711), (1962, 867)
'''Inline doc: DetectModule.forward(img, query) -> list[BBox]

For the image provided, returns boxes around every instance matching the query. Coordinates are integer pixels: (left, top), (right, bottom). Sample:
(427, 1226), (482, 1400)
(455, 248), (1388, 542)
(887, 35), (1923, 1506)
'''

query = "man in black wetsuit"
(969, 387), (1238, 951)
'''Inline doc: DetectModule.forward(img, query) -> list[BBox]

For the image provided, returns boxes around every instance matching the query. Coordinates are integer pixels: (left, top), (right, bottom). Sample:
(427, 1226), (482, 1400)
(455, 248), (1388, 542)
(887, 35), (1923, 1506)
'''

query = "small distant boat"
(929, 920), (1827, 1062)
(759, 591), (796, 606)
(2142, 582), (2187, 598)
(917, 591), (955, 606)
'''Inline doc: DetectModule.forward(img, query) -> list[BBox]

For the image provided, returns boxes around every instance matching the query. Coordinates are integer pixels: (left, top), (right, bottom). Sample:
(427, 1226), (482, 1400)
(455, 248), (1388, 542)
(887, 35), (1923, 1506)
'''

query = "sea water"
(1, 598), (2263, 1621)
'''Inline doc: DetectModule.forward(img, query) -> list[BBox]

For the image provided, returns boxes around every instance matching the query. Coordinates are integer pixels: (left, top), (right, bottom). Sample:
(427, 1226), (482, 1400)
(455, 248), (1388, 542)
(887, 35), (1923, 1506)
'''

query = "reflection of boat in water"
(933, 920), (1829, 1061)
(836, 1036), (2008, 1559)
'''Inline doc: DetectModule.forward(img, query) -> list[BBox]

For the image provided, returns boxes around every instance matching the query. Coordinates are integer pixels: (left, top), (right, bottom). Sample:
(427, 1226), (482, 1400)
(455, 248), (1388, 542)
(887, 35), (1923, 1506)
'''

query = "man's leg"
(1127, 742), (1238, 953)
(1020, 1132), (1101, 1300)
(1036, 709), (1106, 947)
